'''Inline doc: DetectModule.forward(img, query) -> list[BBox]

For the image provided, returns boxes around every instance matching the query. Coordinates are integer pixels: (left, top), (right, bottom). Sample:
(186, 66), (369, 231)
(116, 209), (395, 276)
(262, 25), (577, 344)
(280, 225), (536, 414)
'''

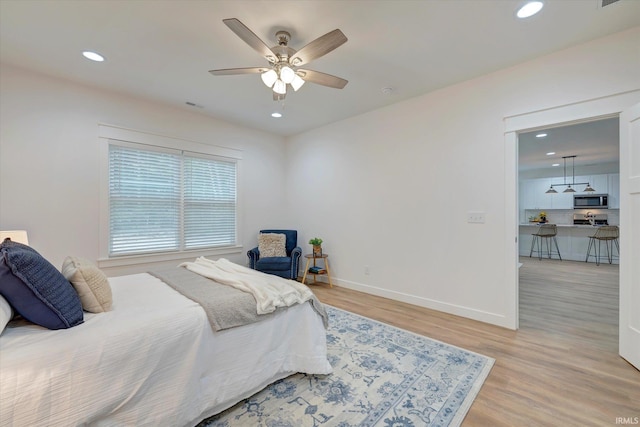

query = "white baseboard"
(322, 276), (513, 330)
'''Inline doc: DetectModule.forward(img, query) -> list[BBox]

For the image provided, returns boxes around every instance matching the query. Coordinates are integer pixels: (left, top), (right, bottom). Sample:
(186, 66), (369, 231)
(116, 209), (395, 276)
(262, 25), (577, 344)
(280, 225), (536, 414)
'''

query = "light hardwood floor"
(310, 257), (639, 426)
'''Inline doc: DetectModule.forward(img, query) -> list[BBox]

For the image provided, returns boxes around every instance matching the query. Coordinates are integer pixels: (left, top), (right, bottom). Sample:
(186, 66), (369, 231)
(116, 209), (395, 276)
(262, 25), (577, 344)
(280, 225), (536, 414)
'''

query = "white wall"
(0, 64), (288, 274)
(2, 27), (638, 329)
(286, 27), (640, 328)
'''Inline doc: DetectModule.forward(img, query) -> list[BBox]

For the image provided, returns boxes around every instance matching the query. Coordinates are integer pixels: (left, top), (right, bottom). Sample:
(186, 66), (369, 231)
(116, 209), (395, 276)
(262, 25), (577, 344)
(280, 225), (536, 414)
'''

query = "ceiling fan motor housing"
(275, 30), (291, 46)
(209, 18), (349, 97)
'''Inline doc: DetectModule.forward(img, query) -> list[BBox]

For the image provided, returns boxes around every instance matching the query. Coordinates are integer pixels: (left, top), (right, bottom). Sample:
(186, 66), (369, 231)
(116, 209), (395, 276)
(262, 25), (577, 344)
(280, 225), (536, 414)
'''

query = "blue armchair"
(247, 229), (302, 280)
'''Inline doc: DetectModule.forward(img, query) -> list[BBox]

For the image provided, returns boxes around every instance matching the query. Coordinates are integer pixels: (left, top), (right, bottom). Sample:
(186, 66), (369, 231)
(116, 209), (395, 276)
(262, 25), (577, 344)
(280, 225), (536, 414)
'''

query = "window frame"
(98, 124), (243, 268)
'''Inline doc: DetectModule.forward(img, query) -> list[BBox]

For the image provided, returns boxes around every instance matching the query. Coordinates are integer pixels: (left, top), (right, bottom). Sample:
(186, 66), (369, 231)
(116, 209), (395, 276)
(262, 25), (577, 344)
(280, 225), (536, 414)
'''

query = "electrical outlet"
(467, 211), (486, 223)
(364, 265), (370, 275)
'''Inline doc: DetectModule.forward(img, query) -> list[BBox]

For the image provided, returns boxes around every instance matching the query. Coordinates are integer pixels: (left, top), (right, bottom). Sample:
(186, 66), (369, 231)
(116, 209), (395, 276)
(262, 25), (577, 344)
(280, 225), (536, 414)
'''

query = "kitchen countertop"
(519, 223), (614, 228)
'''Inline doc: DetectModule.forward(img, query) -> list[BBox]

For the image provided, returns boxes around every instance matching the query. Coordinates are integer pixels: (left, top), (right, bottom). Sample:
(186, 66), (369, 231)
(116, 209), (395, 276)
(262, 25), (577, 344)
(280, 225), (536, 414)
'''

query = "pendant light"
(563, 156), (576, 193)
(545, 155), (595, 194)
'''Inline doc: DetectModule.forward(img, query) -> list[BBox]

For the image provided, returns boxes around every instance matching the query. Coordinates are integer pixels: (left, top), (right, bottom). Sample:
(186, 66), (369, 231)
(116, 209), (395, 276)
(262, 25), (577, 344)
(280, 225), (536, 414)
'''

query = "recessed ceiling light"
(517, 1), (544, 18)
(271, 112), (282, 118)
(82, 51), (105, 62)
(552, 163), (560, 167)
(536, 133), (547, 138)
(546, 152), (555, 156)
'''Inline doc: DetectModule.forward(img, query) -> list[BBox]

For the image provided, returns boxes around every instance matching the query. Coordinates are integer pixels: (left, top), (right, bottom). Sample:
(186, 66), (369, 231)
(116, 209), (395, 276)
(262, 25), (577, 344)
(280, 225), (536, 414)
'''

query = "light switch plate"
(467, 211), (486, 223)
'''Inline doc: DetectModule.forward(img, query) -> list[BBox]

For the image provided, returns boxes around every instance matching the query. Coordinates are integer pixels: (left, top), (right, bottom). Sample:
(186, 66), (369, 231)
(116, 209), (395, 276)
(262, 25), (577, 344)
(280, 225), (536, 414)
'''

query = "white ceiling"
(518, 117), (620, 173)
(1, 0), (638, 146)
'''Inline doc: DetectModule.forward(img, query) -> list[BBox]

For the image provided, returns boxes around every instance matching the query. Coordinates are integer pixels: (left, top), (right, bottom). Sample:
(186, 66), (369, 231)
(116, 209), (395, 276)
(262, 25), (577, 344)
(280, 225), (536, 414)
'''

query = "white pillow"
(62, 256), (112, 313)
(258, 233), (287, 257)
(0, 294), (13, 335)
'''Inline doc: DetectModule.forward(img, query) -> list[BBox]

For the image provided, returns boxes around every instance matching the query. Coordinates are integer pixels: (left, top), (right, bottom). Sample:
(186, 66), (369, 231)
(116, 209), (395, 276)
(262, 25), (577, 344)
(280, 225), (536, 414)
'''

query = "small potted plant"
(309, 237), (323, 256)
(539, 211), (547, 223)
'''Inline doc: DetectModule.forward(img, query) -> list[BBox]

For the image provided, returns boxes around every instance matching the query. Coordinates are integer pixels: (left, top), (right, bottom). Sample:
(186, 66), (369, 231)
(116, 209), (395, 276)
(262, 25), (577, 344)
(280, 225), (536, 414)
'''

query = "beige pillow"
(258, 233), (286, 257)
(62, 256), (112, 313)
(0, 295), (13, 336)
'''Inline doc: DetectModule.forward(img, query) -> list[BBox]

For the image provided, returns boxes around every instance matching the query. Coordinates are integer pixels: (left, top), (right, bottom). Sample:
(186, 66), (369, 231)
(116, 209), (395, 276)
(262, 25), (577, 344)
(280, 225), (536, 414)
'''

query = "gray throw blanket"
(149, 266), (328, 331)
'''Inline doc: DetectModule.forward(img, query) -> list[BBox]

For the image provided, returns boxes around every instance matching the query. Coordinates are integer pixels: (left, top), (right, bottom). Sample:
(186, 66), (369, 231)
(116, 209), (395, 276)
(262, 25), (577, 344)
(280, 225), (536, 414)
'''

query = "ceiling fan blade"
(290, 29), (347, 66)
(223, 18), (276, 62)
(298, 69), (348, 89)
(209, 67), (268, 76)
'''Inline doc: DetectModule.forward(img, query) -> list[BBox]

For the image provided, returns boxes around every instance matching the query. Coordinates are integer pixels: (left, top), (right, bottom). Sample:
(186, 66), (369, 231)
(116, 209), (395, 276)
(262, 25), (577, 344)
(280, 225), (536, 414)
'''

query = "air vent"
(185, 101), (204, 109)
(601, 0), (620, 7)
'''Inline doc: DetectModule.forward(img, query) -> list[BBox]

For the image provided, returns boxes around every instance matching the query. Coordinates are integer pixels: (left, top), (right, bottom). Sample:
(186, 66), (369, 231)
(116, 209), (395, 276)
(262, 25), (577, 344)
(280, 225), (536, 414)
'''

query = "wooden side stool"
(301, 254), (333, 287)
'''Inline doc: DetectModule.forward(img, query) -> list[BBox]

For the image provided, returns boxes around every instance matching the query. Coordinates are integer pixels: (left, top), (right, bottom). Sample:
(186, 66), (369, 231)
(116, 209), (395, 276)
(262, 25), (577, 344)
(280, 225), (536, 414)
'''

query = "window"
(108, 142), (237, 256)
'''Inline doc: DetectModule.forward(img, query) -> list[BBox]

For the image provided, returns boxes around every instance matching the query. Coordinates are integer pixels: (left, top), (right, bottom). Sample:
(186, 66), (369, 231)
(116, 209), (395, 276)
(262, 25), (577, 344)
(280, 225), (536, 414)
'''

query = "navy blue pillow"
(0, 239), (83, 329)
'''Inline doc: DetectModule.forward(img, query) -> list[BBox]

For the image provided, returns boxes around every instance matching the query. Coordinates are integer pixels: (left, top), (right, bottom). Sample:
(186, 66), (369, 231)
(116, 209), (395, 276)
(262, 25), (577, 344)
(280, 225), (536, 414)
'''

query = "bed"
(0, 263), (332, 426)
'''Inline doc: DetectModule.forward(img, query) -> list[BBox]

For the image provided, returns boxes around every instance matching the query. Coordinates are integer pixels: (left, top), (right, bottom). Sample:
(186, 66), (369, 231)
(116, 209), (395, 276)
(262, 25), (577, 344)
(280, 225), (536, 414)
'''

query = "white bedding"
(0, 273), (332, 427)
(179, 257), (315, 314)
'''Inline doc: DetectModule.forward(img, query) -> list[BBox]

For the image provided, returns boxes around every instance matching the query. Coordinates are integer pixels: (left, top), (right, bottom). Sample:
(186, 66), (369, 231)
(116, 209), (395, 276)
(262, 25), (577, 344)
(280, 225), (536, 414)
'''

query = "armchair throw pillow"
(258, 233), (287, 257)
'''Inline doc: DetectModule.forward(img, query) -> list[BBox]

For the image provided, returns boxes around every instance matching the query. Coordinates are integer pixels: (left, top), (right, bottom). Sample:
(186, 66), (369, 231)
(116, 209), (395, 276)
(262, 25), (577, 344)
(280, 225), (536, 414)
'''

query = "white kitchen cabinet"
(592, 174), (609, 195)
(520, 177), (569, 210)
(550, 190), (573, 209)
(534, 178), (553, 209)
(608, 173), (620, 208)
(520, 181), (530, 210)
(573, 174), (607, 195)
(520, 178), (548, 209)
(520, 180), (533, 209)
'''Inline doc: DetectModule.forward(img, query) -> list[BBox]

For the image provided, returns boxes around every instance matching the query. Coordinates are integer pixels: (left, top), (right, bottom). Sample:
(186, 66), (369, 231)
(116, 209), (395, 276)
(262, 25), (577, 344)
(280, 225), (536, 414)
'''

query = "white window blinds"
(108, 143), (237, 256)
(183, 155), (237, 249)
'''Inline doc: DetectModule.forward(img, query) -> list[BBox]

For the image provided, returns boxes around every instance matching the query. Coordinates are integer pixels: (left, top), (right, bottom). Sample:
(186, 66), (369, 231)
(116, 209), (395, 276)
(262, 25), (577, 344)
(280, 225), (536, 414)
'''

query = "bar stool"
(585, 225), (619, 265)
(529, 224), (562, 260)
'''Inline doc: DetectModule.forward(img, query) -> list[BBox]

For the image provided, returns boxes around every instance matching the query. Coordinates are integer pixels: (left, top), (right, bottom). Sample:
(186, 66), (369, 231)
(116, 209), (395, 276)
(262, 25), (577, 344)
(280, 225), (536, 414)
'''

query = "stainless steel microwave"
(574, 194), (608, 209)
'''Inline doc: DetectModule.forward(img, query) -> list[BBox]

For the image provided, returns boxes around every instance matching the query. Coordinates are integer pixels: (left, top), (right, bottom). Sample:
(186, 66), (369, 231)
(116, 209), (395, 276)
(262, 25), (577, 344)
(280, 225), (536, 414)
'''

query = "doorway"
(502, 90), (638, 331)
(516, 117), (620, 352)
(518, 117), (620, 260)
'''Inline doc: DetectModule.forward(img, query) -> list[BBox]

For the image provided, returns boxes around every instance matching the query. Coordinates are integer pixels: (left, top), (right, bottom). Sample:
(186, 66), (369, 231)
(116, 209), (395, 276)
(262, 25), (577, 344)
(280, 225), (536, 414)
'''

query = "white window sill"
(97, 245), (244, 269)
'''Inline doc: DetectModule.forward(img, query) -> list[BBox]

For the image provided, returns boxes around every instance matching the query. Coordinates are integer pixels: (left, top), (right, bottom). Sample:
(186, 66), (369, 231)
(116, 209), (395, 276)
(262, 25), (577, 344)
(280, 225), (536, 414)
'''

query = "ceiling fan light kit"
(261, 69), (278, 87)
(259, 64), (305, 95)
(273, 78), (287, 95)
(279, 66), (295, 84)
(290, 74), (305, 91)
(210, 18), (348, 101)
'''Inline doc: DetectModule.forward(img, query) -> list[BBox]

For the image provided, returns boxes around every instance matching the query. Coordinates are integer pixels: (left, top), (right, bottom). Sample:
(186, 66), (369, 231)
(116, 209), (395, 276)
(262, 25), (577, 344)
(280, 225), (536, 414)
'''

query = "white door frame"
(619, 102), (640, 369)
(504, 89), (640, 331)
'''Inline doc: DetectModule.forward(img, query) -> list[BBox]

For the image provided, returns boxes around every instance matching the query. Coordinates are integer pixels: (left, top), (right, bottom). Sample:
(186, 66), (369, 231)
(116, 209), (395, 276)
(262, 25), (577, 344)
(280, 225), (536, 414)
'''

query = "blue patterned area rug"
(200, 306), (494, 427)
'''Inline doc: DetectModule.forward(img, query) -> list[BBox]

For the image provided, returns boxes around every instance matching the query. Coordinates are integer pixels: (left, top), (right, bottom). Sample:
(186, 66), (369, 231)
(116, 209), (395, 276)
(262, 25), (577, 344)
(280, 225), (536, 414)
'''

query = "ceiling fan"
(209, 18), (348, 101)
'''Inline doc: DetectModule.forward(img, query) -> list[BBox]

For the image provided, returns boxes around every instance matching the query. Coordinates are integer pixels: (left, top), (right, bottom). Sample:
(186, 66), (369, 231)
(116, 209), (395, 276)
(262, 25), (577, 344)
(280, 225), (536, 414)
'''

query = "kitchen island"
(519, 223), (619, 264)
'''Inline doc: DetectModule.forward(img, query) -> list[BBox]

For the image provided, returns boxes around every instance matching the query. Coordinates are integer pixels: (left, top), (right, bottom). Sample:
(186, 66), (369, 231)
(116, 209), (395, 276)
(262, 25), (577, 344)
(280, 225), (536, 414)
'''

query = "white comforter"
(179, 257), (314, 315)
(0, 273), (332, 427)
